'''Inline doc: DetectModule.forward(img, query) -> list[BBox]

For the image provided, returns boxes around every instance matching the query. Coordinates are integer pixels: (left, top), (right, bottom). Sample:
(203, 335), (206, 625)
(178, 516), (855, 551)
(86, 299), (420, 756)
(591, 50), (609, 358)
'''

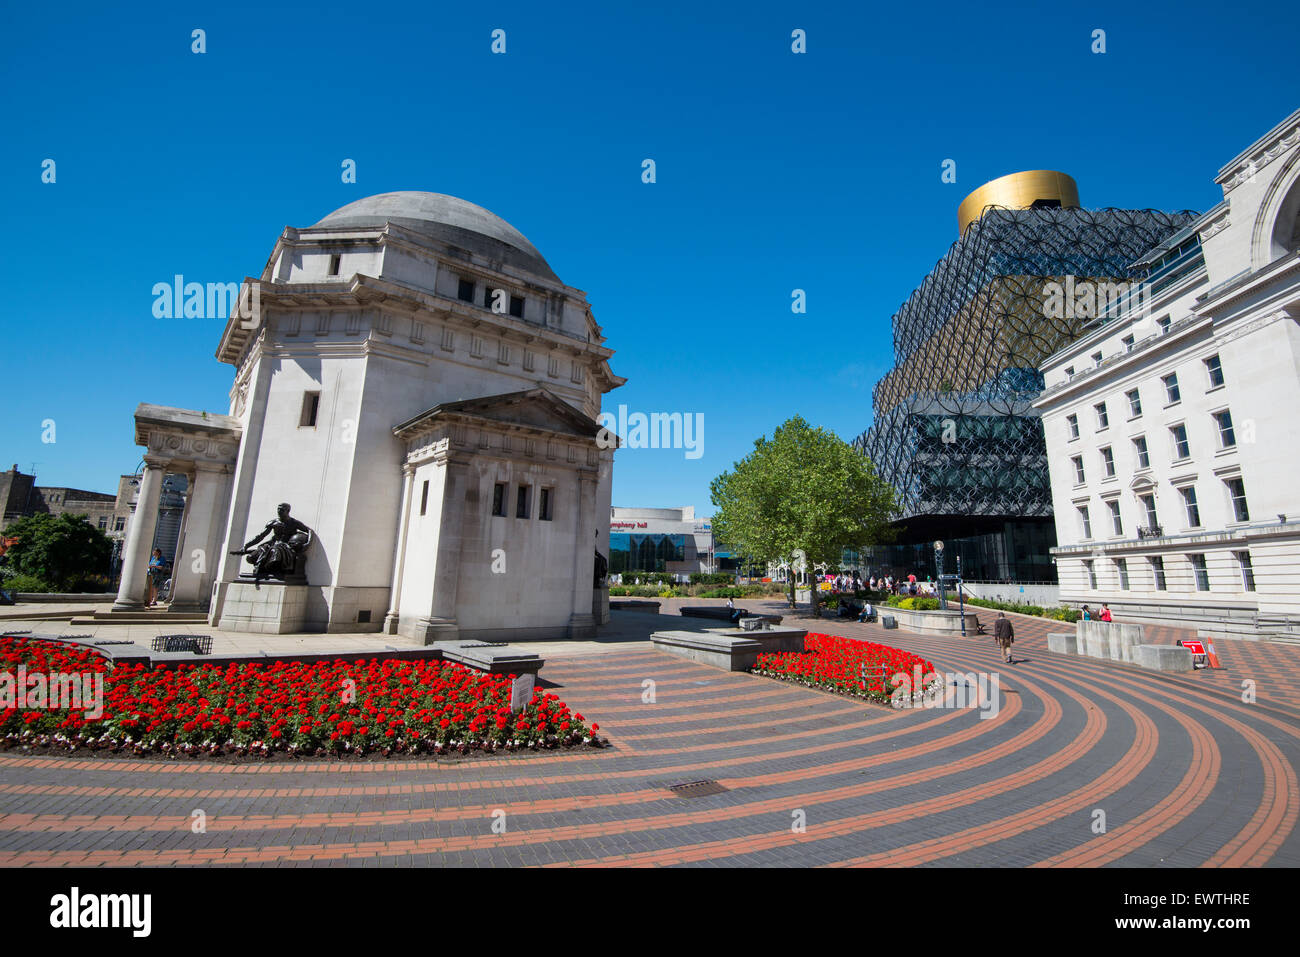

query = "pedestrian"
(147, 548), (166, 607)
(1099, 604), (1113, 623)
(993, 611), (1015, 664)
(1081, 605), (1091, 621)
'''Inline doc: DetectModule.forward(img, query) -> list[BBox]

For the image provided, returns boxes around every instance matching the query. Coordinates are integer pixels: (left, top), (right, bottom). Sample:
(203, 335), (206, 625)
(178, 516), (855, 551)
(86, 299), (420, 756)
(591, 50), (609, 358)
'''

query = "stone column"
(415, 454), (467, 644)
(568, 469), (597, 639)
(112, 457), (166, 610)
(383, 463), (416, 635)
(167, 462), (224, 613)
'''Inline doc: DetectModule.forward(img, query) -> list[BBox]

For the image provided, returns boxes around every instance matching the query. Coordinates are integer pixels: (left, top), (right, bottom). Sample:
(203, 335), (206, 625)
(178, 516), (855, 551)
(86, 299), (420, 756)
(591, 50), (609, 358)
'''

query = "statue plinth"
(212, 579), (310, 634)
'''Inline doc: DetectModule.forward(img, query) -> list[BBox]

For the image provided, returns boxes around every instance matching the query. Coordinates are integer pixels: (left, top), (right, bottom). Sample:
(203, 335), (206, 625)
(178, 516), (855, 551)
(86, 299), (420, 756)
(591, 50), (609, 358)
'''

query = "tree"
(709, 416), (896, 614)
(0, 513), (113, 591)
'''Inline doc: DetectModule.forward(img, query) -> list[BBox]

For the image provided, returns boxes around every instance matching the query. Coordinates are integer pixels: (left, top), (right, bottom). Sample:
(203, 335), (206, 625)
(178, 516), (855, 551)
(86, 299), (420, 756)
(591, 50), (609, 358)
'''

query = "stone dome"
(312, 191), (557, 281)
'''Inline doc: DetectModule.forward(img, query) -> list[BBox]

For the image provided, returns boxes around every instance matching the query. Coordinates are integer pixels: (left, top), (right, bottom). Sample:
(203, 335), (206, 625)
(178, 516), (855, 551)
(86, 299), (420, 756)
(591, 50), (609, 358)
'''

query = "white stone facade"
(114, 192), (623, 639)
(1035, 110), (1300, 640)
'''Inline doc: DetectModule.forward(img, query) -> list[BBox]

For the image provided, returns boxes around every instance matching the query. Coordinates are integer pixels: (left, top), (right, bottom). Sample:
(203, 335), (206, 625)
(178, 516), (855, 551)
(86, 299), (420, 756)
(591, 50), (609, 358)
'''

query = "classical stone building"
(0, 465), (135, 540)
(1035, 108), (1300, 640)
(113, 192), (624, 639)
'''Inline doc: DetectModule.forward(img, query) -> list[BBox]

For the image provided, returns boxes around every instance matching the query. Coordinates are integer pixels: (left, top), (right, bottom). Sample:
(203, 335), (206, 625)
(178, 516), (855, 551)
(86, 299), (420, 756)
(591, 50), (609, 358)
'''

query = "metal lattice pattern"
(855, 206), (1197, 521)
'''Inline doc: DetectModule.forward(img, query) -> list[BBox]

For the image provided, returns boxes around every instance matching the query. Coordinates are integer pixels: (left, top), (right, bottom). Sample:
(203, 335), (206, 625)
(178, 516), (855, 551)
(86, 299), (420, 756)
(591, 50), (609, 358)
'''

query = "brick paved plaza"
(0, 599), (1297, 867)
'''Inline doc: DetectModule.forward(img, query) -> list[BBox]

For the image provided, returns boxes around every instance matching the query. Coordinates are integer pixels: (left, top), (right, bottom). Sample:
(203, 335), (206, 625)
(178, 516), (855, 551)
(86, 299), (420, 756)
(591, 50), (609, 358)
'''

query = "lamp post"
(934, 540), (946, 610)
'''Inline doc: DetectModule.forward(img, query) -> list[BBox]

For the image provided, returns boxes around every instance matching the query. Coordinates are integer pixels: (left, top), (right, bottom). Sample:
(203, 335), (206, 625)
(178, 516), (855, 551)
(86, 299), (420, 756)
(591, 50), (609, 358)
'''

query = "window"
(1108, 499), (1123, 536)
(1157, 316), (1171, 335)
(1225, 477), (1250, 523)
(1133, 435), (1150, 470)
(1092, 351), (1103, 368)
(1100, 446), (1115, 478)
(1170, 423), (1190, 460)
(328, 253), (341, 276)
(1078, 505), (1092, 539)
(491, 482), (507, 517)
(1084, 559), (1098, 589)
(1116, 558), (1130, 589)
(299, 391), (321, 427)
(419, 480), (429, 517)
(1066, 414), (1079, 440)
(484, 286), (506, 312)
(1150, 556), (1167, 590)
(457, 278), (476, 302)
(1213, 410), (1236, 448)
(1190, 553), (1210, 591)
(1162, 373), (1181, 404)
(1236, 551), (1256, 591)
(1204, 354), (1224, 388)
(1180, 485), (1201, 528)
(114, 517), (125, 531)
(1126, 389), (1142, 417)
(1121, 334), (1135, 352)
(1139, 493), (1158, 528)
(509, 295), (525, 319)
(539, 487), (553, 521)
(1095, 402), (1109, 430)
(1065, 365), (1075, 379)
(98, 516), (108, 529)
(1072, 456), (1086, 484)
(515, 484), (531, 519)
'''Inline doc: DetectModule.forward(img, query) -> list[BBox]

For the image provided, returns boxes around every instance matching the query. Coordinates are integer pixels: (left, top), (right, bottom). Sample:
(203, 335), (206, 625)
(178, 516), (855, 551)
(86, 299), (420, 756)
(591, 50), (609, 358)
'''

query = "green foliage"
(698, 587), (745, 598)
(0, 573), (55, 593)
(1, 513), (113, 591)
(886, 596), (940, 611)
(688, 572), (735, 585)
(958, 595), (1080, 622)
(617, 571), (676, 587)
(709, 416), (897, 573)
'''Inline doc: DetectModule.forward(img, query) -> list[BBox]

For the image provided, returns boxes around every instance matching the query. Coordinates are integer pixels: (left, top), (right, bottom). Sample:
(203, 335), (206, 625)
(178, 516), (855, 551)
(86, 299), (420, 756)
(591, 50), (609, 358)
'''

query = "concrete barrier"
(1047, 632), (1078, 655)
(1077, 619), (1145, 662)
(1136, 644), (1194, 673)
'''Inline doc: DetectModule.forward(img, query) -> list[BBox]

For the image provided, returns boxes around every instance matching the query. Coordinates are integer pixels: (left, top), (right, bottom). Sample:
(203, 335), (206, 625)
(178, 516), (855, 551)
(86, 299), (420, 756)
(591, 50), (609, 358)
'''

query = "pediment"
(393, 388), (602, 441)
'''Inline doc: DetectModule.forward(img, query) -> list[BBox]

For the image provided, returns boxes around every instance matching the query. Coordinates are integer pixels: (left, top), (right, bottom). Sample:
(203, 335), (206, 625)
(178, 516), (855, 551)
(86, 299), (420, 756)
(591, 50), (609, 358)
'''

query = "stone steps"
(69, 610), (209, 625)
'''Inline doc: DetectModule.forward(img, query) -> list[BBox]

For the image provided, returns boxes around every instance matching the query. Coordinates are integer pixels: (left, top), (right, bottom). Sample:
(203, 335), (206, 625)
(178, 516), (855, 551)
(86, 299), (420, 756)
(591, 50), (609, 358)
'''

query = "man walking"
(994, 611), (1015, 664)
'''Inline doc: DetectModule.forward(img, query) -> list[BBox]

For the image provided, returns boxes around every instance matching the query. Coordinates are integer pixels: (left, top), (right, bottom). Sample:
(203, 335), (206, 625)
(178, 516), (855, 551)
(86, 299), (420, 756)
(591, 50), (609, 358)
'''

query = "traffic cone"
(1205, 640), (1223, 670)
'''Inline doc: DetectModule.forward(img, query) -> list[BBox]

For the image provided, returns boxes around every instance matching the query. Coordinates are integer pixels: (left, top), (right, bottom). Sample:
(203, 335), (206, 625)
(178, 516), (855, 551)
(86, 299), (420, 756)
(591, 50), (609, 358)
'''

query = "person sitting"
(858, 600), (877, 623)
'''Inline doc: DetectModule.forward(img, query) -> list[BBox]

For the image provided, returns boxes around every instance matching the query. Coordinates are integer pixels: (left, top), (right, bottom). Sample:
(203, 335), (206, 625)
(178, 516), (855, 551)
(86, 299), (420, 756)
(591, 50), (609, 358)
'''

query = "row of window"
(322, 255), (530, 322)
(1068, 409), (1237, 485)
(456, 276), (525, 318)
(1065, 354), (1226, 435)
(1081, 550), (1255, 593)
(416, 480), (555, 521)
(1075, 476), (1250, 540)
(95, 516), (126, 531)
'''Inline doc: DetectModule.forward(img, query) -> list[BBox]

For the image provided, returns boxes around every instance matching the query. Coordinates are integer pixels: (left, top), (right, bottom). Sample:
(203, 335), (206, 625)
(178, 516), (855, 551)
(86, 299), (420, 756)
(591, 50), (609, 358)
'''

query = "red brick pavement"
(0, 604), (1297, 867)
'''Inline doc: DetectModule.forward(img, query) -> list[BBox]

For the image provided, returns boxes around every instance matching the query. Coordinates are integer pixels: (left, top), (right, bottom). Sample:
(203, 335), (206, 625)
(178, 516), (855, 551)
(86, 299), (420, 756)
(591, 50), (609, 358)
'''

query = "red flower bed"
(751, 633), (936, 703)
(0, 636), (599, 758)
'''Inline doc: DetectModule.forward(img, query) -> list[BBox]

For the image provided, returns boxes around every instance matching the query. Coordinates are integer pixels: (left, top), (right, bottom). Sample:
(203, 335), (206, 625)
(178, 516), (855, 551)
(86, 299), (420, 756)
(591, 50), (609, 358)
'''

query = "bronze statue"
(593, 549), (608, 587)
(231, 503), (313, 583)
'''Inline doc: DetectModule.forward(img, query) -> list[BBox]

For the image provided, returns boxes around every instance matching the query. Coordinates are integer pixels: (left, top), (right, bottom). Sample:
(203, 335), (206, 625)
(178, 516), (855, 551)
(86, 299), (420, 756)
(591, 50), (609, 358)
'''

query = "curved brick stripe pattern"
(0, 608), (1297, 867)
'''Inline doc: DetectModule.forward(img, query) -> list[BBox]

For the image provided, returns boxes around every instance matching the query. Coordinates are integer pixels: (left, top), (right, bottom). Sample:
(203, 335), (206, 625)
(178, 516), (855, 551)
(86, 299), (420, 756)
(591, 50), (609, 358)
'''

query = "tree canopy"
(0, 513), (113, 590)
(709, 415), (897, 571)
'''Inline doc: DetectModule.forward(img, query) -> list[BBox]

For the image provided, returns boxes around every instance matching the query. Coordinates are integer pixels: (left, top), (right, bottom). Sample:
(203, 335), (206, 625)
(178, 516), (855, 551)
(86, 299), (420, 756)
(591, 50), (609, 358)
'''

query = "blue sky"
(1, 0), (1295, 514)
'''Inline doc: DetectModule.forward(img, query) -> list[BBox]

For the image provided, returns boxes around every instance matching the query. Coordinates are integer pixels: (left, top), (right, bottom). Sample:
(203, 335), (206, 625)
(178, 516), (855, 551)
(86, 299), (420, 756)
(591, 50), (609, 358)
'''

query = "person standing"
(147, 548), (166, 608)
(994, 611), (1015, 664)
(1099, 604), (1113, 623)
(1081, 605), (1091, 621)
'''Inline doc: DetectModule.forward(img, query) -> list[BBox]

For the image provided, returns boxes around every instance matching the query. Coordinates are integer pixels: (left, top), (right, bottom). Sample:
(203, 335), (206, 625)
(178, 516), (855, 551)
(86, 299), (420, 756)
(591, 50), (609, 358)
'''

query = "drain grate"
(667, 780), (729, 798)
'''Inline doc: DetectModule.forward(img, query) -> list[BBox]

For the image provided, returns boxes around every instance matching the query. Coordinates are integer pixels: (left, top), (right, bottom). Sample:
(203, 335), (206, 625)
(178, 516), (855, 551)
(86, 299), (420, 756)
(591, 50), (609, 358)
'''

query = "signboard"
(610, 521), (648, 529)
(1180, 639), (1205, 655)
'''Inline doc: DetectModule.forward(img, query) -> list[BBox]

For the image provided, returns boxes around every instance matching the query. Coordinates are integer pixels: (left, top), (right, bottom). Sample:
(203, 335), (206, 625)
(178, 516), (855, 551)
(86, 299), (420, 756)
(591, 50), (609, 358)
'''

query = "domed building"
(113, 192), (624, 641)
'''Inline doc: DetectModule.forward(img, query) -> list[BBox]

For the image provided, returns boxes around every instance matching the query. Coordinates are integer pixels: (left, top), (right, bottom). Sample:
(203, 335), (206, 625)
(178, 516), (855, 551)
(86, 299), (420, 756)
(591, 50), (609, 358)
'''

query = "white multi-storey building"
(1035, 108), (1300, 641)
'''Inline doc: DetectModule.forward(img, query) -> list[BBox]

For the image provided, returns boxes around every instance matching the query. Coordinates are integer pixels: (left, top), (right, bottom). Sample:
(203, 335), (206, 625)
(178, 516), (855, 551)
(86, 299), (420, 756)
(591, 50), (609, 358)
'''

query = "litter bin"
(881, 615), (897, 629)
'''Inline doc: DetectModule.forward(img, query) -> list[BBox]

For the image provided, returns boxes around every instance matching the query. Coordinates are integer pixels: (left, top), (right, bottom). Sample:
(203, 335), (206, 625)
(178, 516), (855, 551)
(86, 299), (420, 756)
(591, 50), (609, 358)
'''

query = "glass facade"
(608, 532), (686, 573)
(854, 205), (1197, 582)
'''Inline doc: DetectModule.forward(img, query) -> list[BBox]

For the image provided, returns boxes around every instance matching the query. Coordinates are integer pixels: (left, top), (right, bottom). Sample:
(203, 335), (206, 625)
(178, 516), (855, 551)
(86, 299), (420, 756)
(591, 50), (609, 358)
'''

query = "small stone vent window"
(299, 391), (321, 428)
(328, 254), (341, 276)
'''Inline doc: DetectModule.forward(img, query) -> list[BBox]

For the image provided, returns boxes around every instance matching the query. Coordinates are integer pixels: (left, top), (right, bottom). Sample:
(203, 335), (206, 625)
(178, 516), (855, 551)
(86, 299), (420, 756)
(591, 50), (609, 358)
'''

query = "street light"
(933, 540), (946, 610)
